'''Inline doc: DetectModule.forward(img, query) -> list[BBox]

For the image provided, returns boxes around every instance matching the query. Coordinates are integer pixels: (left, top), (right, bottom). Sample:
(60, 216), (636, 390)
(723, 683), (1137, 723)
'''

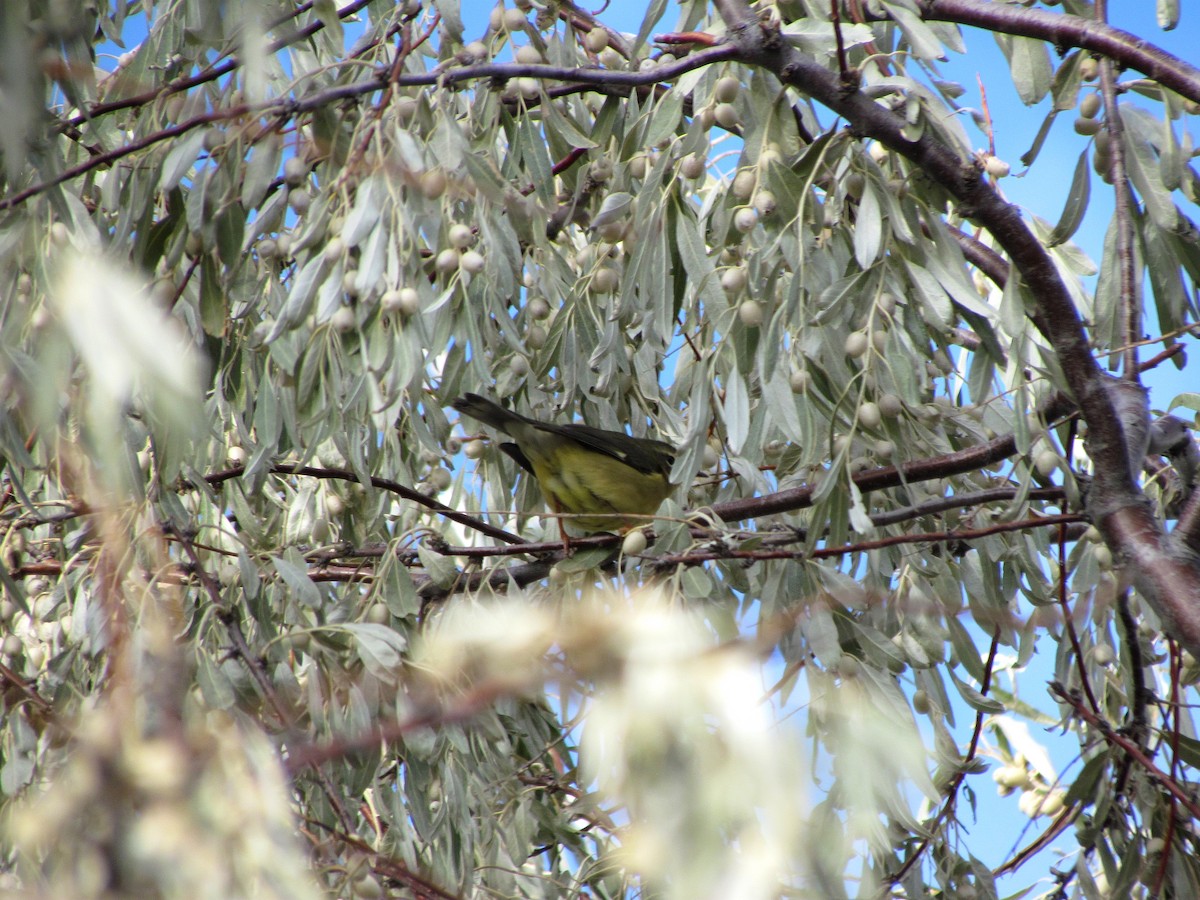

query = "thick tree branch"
(921, 0), (1200, 104)
(712, 392), (1077, 522)
(948, 226), (1007, 288)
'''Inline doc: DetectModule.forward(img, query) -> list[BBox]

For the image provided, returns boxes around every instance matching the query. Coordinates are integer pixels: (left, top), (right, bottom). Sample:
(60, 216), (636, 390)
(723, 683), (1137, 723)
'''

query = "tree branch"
(921, 0), (1200, 103)
(1092, 1), (1141, 379)
(3, 46), (740, 213)
(892, 630), (1001, 885)
(1051, 681), (1200, 820)
(66, 0), (380, 129)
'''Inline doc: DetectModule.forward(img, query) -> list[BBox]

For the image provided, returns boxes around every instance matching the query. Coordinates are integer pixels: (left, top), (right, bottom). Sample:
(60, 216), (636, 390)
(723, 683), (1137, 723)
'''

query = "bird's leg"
(550, 500), (571, 555)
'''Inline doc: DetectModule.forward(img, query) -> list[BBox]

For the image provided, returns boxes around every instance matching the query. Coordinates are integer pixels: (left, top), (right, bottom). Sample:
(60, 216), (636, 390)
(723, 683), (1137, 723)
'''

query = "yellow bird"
(452, 393), (675, 538)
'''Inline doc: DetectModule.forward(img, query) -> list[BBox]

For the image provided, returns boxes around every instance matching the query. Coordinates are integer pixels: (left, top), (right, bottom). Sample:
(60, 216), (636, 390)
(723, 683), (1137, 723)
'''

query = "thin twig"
(284, 681), (511, 773)
(1051, 681), (1200, 819)
(1058, 522), (1100, 714)
(830, 0), (852, 88)
(65, 0), (379, 129)
(892, 630), (1001, 884)
(654, 513), (1085, 565)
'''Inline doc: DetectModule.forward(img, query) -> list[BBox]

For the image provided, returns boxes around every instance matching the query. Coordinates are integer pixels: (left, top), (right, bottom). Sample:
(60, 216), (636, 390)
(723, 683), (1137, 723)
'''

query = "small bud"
(844, 331), (869, 358)
(621, 529), (648, 556)
(514, 44), (543, 65)
(733, 207), (759, 233)
(714, 102), (741, 130)
(752, 190), (777, 216)
(502, 7), (528, 31)
(283, 156), (309, 186)
(721, 267), (748, 293)
(738, 299), (764, 327)
(859, 401), (881, 428)
(448, 224), (474, 248)
(731, 168), (757, 200)
(460, 249), (485, 274)
(419, 169), (447, 199)
(583, 29), (609, 53)
(680, 153), (706, 180)
(714, 76), (741, 103)
(436, 248), (460, 273)
(984, 155), (1010, 178)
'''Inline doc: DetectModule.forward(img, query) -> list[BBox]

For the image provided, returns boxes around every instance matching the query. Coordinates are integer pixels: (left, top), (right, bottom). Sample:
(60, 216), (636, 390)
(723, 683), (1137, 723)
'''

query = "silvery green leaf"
(591, 191), (633, 229)
(341, 623), (407, 678)
(342, 175), (383, 248)
(722, 368), (750, 453)
(271, 254), (325, 338)
(271, 554), (322, 608)
(781, 19), (875, 54)
(1122, 116), (1179, 230)
(631, 0), (668, 53)
(432, 0), (464, 41)
(854, 179), (882, 268)
(886, 2), (948, 60)
(948, 668), (1006, 714)
(1158, 0), (1179, 29)
(847, 481), (874, 534)
(540, 94), (598, 149)
(995, 33), (1053, 105)
(802, 603), (843, 667)
(1046, 150), (1091, 247)
(160, 127), (208, 190)
(242, 140), (281, 211)
(53, 252), (206, 414)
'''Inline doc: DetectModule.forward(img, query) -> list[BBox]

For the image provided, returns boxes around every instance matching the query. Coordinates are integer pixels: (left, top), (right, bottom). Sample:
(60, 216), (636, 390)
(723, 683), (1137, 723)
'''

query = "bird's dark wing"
(497, 441), (535, 475)
(453, 392), (674, 480)
(554, 423), (675, 478)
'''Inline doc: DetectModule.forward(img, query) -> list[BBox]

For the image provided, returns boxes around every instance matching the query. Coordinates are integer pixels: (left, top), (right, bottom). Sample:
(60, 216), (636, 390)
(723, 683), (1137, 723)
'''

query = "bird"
(451, 393), (675, 542)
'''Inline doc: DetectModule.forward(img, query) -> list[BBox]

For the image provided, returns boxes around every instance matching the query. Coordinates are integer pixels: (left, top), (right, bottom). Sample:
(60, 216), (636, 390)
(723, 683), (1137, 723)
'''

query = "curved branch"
(205, 463), (526, 545)
(3, 47), (739, 213)
(710, 391), (1077, 523)
(1051, 681), (1200, 820)
(921, 0), (1200, 103)
(947, 226), (1008, 288)
(68, 0), (380, 129)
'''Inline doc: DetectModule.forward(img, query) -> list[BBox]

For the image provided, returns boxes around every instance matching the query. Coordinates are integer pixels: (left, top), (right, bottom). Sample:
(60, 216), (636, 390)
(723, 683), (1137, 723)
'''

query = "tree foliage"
(2, 0), (1200, 897)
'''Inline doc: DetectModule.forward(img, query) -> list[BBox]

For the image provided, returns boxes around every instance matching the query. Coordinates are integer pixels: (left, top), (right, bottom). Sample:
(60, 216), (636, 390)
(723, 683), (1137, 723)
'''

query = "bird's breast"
(527, 442), (670, 532)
